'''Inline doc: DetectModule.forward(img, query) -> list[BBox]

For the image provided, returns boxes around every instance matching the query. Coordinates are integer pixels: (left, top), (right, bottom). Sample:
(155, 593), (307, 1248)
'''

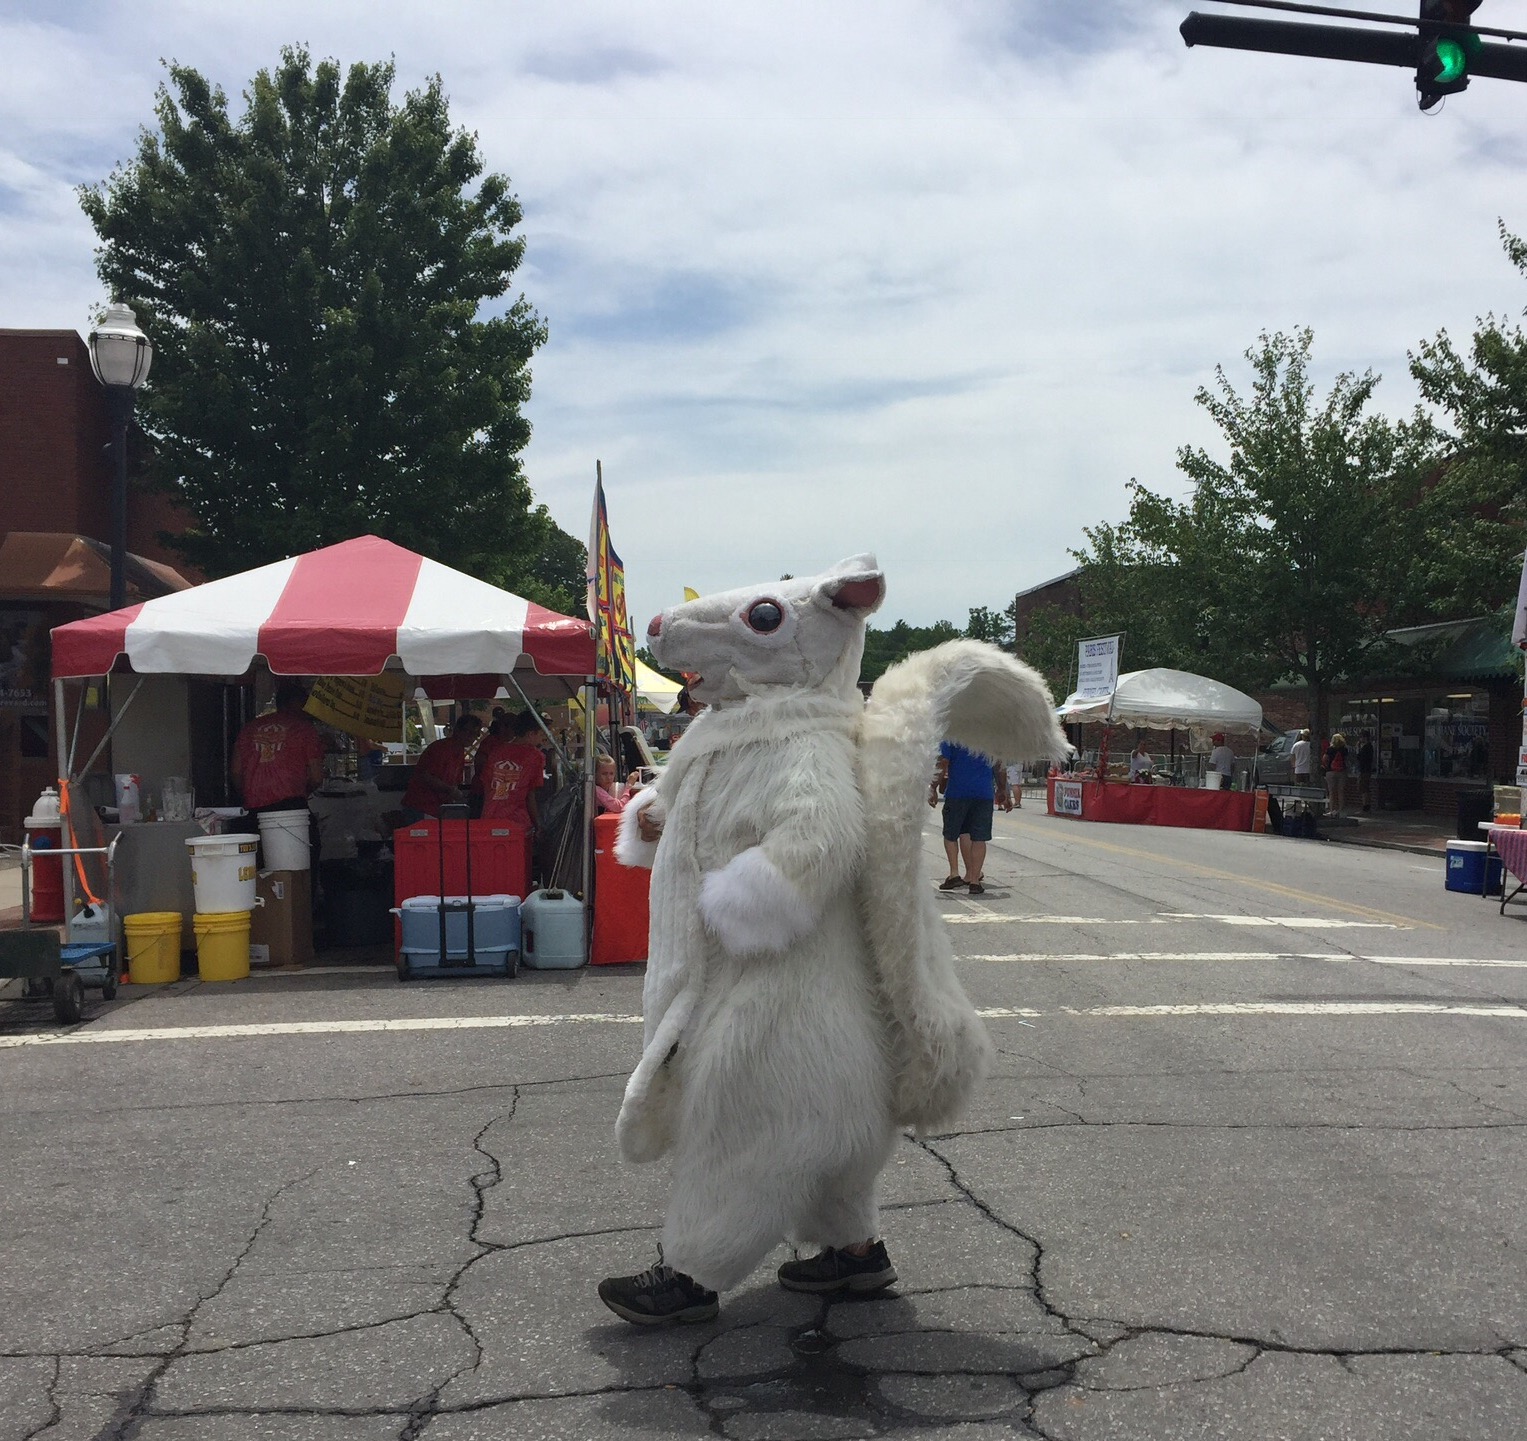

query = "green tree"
(1074, 330), (1432, 733)
(519, 522), (587, 619)
(860, 618), (962, 685)
(80, 47), (555, 590)
(964, 605), (1014, 649)
(1409, 221), (1527, 616)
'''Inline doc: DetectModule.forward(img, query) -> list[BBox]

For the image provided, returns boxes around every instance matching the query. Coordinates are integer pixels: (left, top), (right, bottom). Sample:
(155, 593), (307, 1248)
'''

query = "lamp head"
(88, 302), (153, 390)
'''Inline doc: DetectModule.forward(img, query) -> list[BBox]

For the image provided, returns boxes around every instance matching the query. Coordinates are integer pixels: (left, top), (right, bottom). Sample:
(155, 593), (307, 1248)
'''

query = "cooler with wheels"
(392, 806), (521, 980)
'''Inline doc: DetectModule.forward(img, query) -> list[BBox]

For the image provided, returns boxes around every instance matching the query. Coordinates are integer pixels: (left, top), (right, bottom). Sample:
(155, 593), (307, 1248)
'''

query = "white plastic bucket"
(185, 834), (261, 912)
(258, 808), (312, 870)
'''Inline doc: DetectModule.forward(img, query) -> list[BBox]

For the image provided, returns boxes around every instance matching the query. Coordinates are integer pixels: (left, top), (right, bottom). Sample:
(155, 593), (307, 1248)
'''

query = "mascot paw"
(699, 848), (815, 954)
(615, 789), (664, 869)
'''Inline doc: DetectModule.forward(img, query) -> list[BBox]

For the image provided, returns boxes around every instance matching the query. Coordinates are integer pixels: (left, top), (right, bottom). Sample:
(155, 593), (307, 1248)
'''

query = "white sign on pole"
(1075, 635), (1122, 703)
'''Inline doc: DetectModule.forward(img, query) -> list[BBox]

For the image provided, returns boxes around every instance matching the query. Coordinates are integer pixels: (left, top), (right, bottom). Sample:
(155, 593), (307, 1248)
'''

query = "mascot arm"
(615, 787), (666, 869)
(698, 760), (862, 956)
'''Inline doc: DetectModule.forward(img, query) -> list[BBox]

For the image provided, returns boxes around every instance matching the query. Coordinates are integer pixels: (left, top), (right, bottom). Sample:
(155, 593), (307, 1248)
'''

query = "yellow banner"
(306, 672), (409, 743)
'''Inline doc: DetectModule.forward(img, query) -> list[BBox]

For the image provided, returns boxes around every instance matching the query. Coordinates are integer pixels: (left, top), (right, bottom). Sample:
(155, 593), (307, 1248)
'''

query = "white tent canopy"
(1058, 668), (1262, 745)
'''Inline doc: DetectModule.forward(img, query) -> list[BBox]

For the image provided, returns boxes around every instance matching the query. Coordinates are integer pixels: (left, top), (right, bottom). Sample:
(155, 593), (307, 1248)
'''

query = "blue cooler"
(1445, 841), (1503, 896)
(394, 894), (521, 978)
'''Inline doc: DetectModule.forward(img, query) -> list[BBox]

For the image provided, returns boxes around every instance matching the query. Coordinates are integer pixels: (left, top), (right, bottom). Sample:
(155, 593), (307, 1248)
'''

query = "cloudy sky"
(3, 0), (1523, 632)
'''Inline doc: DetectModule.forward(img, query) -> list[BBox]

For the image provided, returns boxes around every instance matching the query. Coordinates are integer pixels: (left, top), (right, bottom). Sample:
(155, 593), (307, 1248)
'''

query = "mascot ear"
(816, 556), (885, 617)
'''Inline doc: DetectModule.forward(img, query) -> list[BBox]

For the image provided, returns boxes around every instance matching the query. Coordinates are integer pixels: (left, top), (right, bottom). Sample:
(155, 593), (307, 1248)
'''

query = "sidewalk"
(1314, 810), (1454, 857)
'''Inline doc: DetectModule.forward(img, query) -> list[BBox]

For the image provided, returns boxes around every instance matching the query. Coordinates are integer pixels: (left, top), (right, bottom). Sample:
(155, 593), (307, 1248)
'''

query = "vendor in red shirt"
(402, 714), (484, 819)
(231, 683), (326, 813)
(474, 710), (545, 829)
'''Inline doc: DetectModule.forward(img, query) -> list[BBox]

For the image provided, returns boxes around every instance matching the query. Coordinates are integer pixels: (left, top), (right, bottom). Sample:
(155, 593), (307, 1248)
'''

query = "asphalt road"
(1, 810), (1525, 1440)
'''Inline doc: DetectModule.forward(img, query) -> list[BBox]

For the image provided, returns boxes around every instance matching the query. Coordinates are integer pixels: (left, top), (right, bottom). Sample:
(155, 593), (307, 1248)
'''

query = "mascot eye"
(746, 600), (784, 634)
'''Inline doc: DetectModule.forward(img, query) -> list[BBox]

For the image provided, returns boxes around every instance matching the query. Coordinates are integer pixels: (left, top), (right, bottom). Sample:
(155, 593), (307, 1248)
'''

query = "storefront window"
(1425, 691), (1490, 780)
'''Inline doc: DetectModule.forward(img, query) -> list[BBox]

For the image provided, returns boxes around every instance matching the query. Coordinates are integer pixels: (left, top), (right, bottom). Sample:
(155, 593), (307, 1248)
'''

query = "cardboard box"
(250, 869), (313, 967)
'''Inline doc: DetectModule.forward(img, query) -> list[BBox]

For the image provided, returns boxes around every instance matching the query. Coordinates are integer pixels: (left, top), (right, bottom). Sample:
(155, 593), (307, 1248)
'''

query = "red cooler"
(591, 812), (651, 965)
(393, 818), (531, 903)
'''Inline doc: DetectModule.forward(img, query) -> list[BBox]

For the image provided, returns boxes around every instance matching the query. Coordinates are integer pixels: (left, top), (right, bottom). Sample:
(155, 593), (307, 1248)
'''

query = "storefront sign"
(0, 609), (49, 711)
(1053, 780), (1084, 817)
(1074, 635), (1122, 702)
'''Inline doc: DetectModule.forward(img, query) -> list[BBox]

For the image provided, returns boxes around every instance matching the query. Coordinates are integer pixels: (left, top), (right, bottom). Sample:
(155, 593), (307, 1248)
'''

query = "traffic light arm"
(1180, 12), (1527, 82)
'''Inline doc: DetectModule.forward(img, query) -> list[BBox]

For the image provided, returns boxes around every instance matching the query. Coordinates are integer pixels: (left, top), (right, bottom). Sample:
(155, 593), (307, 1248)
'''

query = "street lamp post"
(87, 302), (153, 612)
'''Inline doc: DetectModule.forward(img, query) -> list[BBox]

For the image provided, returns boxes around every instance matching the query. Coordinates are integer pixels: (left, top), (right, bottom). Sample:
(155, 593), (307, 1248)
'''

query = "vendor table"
(1048, 777), (1255, 832)
(1488, 825), (1527, 915)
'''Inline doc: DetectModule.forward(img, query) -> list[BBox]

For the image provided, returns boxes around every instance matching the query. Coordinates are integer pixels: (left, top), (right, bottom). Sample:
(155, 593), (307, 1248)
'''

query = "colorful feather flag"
(587, 465), (636, 697)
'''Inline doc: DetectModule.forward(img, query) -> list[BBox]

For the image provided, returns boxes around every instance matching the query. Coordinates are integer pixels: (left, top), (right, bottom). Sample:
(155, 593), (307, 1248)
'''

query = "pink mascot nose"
(647, 614), (663, 638)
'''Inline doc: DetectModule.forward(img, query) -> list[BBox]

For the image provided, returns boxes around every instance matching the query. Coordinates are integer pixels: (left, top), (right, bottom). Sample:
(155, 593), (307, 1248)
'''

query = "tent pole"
(581, 680), (596, 958)
(53, 678), (75, 925)
(501, 674), (572, 769)
(64, 679), (88, 779)
(75, 675), (146, 780)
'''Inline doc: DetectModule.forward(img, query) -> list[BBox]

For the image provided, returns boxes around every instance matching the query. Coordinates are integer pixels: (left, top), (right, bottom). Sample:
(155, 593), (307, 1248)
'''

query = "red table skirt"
(1048, 778), (1255, 832)
(591, 812), (651, 965)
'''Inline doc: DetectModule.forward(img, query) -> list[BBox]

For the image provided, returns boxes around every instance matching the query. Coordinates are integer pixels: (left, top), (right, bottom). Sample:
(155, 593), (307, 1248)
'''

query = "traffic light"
(1417, 0), (1484, 109)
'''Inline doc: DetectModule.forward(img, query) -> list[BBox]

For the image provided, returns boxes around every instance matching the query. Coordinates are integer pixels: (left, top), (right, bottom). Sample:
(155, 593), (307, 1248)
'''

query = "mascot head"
(646, 555), (885, 708)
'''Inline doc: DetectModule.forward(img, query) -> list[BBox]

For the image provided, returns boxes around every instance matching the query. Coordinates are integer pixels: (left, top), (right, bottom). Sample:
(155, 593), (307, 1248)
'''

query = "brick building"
(0, 328), (198, 843)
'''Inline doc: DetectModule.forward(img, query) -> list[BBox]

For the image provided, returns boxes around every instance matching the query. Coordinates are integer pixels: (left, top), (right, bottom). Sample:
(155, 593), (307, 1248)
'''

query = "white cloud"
(2, 0), (1522, 634)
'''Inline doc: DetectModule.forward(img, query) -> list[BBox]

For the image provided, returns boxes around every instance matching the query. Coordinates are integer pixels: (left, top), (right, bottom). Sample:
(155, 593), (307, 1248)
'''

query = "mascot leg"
(775, 1133), (900, 1295)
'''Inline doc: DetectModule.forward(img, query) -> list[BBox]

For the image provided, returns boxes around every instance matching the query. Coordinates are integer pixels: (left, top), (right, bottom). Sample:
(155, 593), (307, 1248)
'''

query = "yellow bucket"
(193, 910), (252, 982)
(124, 911), (183, 984)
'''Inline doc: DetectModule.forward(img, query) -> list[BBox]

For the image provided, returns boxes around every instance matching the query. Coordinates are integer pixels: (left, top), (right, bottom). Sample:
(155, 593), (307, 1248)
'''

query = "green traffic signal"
(1434, 36), (1469, 82)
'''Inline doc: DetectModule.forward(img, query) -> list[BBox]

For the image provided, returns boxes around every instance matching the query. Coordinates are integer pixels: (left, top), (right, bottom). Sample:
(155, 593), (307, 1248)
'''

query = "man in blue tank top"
(929, 742), (1010, 896)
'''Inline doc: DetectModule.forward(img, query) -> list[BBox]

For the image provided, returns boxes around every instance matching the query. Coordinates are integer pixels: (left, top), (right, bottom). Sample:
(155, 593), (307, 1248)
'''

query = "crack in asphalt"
(0, 1068), (633, 1121)
(97, 1167), (318, 1439)
(397, 1095), (517, 1440)
(18, 1355), (61, 1441)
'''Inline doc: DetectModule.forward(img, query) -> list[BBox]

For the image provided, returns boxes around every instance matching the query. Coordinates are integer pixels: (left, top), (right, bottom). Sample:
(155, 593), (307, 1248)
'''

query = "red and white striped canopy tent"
(50, 534), (595, 689)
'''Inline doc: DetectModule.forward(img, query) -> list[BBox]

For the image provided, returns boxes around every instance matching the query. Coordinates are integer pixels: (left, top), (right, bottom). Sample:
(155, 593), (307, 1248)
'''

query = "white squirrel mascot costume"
(597, 555), (1066, 1326)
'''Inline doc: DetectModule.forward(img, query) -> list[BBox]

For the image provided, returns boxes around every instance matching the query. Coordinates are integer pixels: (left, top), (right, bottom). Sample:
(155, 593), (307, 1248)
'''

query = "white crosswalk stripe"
(4, 991), (1526, 1048)
(963, 952), (1527, 967)
(944, 913), (1406, 929)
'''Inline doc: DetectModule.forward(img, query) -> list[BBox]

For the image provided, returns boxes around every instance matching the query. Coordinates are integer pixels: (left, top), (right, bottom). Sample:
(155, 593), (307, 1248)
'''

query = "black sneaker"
(777, 1241), (897, 1295)
(598, 1251), (719, 1326)
(938, 875), (967, 891)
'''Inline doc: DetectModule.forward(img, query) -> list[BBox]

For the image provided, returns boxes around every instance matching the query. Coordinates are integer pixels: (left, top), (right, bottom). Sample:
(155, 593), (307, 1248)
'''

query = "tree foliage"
(1072, 330), (1432, 732)
(80, 47), (572, 597)
(860, 619), (962, 685)
(964, 605), (1014, 649)
(1408, 221), (1527, 616)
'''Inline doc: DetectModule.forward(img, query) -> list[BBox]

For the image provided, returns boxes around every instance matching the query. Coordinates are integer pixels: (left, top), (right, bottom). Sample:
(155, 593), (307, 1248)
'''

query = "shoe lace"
(633, 1244), (675, 1290)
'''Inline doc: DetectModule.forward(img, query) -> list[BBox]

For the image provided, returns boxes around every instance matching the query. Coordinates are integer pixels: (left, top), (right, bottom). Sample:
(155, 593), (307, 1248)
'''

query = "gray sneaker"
(599, 1250), (719, 1326)
(777, 1241), (897, 1295)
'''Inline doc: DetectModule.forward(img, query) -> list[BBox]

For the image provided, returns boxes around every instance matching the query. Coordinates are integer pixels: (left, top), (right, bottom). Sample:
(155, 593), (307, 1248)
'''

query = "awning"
(0, 531), (193, 603)
(50, 534), (596, 681)
(635, 658), (683, 713)
(1058, 667), (1263, 739)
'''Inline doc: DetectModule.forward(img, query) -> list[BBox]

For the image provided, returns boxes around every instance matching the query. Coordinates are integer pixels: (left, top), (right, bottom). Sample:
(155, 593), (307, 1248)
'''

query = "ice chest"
(396, 894), (521, 962)
(521, 889), (586, 969)
(1445, 840), (1503, 896)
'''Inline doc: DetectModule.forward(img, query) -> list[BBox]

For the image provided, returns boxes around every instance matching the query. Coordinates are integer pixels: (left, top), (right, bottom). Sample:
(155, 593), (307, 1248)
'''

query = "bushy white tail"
(859, 640), (1065, 1131)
